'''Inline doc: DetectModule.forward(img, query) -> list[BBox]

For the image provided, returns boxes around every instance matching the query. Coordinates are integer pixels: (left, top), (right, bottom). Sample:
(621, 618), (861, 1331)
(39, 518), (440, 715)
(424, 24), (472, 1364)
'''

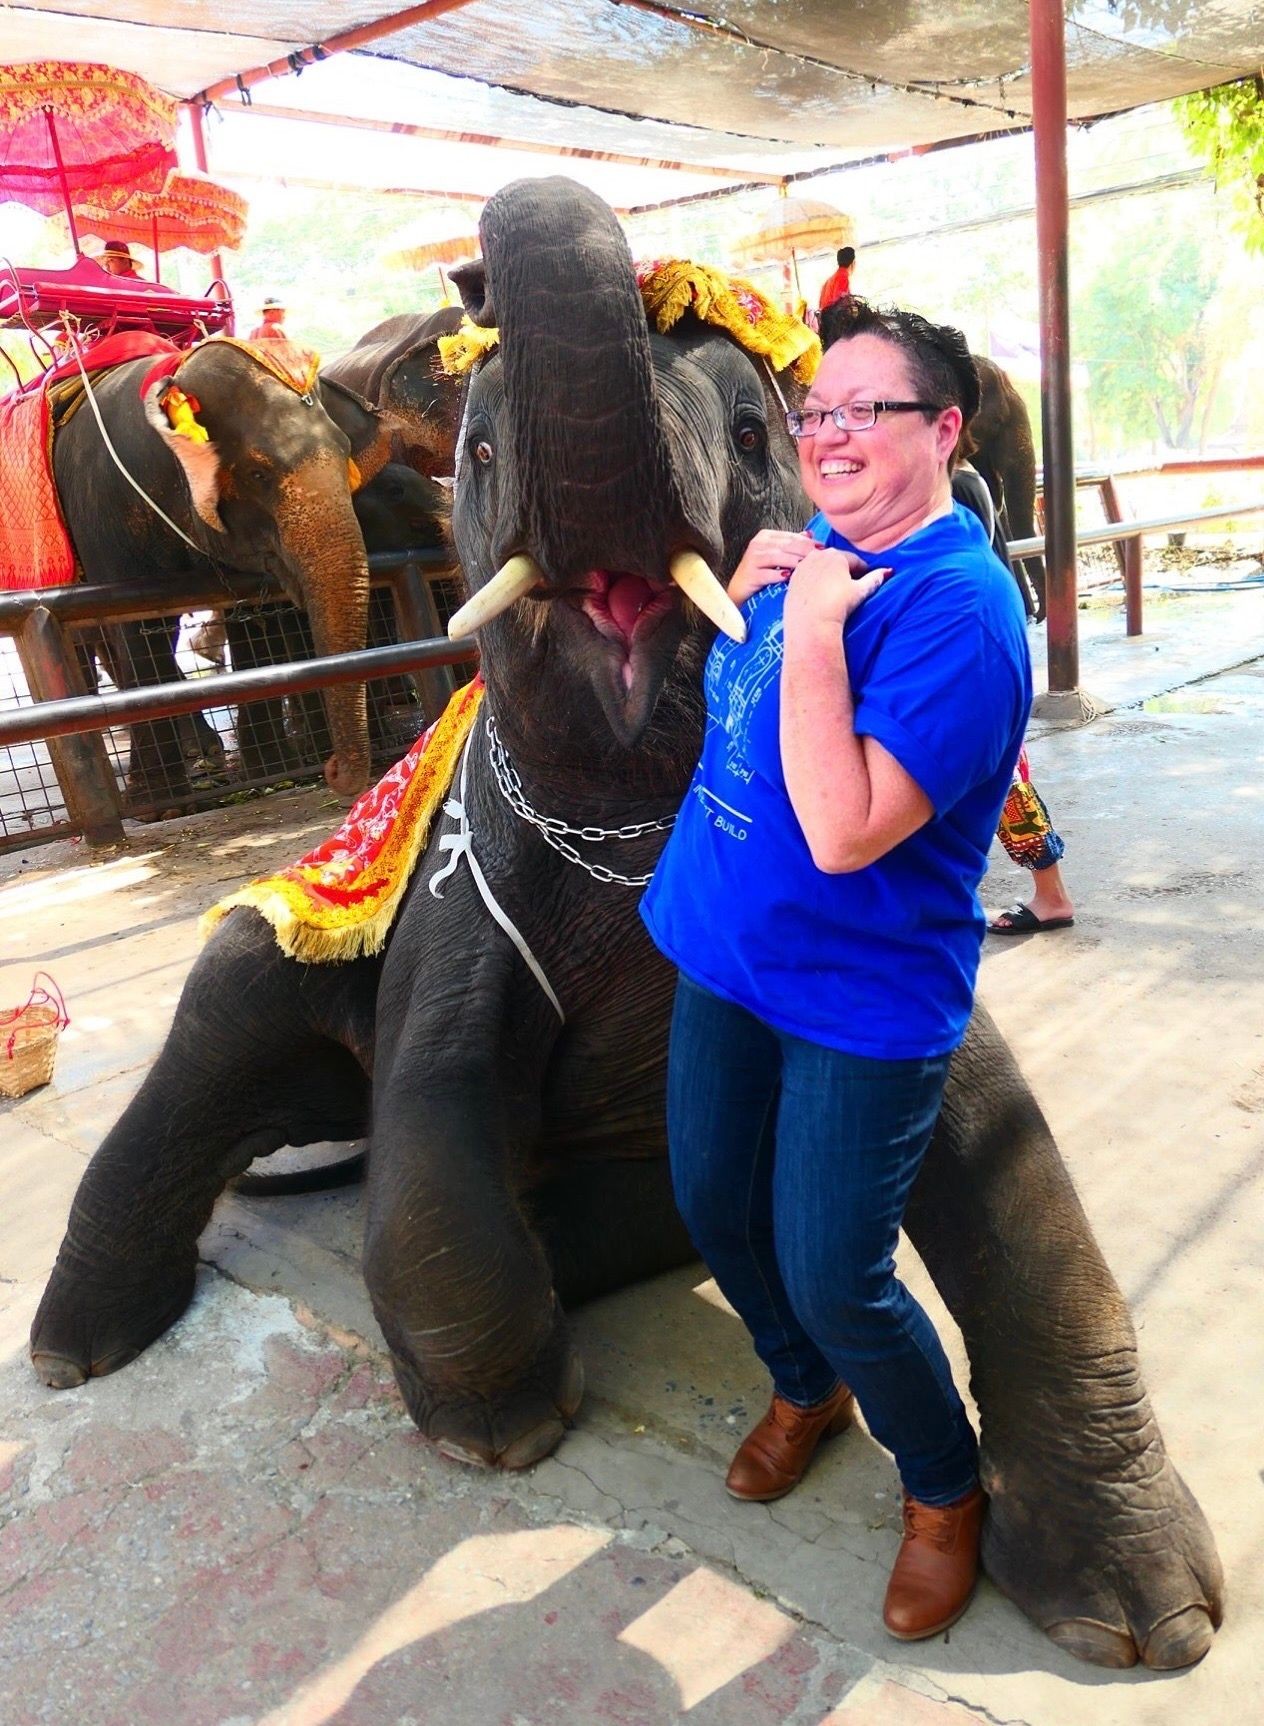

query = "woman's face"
(797, 333), (961, 551)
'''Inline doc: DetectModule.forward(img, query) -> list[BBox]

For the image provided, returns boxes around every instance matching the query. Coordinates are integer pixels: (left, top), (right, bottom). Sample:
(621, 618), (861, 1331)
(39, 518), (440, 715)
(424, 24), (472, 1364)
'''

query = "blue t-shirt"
(641, 503), (1032, 1058)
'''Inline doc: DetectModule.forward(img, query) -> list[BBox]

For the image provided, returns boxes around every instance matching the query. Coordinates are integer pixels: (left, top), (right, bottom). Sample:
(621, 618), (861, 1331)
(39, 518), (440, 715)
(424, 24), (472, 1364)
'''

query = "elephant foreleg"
(906, 1006), (1223, 1669)
(365, 942), (582, 1471)
(30, 910), (376, 1389)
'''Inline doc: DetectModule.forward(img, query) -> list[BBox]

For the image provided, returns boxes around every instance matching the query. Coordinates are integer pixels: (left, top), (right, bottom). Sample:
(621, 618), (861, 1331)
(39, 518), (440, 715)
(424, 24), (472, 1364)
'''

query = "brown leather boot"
(725, 1383), (855, 1502)
(883, 1485), (986, 1640)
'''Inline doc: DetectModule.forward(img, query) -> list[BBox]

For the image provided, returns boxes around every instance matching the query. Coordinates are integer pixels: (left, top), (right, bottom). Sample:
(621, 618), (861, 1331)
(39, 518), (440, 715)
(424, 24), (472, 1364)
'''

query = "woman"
(641, 301), (1032, 1640)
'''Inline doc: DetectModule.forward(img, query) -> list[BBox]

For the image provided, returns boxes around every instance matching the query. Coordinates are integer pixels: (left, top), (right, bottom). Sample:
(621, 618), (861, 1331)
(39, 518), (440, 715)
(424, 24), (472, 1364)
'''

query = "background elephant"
(32, 178), (1218, 1671)
(967, 355), (1046, 620)
(324, 307), (466, 476)
(226, 459), (454, 783)
(40, 344), (391, 808)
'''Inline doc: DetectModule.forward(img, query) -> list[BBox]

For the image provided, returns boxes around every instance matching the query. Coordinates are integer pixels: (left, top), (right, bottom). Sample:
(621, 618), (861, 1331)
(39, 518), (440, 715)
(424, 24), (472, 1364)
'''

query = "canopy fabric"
(0, 4), (1259, 205)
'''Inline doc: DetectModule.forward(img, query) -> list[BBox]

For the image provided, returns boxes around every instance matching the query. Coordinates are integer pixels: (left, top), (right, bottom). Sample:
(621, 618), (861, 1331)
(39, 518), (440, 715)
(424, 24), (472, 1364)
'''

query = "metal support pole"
(1099, 475), (1144, 635)
(15, 606), (124, 844)
(1029, 0), (1078, 693)
(182, 101), (226, 298)
(391, 558), (459, 714)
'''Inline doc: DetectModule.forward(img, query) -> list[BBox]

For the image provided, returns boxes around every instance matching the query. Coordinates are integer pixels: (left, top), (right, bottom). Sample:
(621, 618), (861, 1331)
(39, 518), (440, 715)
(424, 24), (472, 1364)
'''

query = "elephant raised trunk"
(479, 176), (683, 586)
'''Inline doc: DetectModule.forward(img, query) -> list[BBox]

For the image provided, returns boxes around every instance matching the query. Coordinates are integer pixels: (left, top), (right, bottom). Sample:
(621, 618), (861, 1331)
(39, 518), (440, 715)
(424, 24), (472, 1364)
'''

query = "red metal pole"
(1029, 0), (1078, 692)
(182, 100), (226, 298)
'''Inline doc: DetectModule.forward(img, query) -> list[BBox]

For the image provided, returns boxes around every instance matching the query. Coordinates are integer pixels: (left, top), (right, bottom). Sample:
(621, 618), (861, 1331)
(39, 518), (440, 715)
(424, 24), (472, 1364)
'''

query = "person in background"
(949, 456), (1077, 936)
(987, 751), (1075, 932)
(249, 296), (288, 342)
(99, 239), (141, 280)
(641, 300), (1032, 1642)
(819, 245), (856, 312)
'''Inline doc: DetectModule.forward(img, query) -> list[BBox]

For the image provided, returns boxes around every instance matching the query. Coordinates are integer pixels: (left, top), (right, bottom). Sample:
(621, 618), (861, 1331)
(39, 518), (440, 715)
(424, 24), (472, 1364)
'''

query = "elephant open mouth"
(573, 570), (677, 690)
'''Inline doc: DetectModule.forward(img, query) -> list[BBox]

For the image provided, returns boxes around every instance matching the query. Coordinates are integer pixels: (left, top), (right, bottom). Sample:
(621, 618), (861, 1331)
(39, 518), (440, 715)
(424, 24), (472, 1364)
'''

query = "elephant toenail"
(499, 1418), (565, 1470)
(435, 1438), (493, 1468)
(1046, 1619), (1138, 1668)
(31, 1353), (88, 1390)
(1141, 1606), (1214, 1670)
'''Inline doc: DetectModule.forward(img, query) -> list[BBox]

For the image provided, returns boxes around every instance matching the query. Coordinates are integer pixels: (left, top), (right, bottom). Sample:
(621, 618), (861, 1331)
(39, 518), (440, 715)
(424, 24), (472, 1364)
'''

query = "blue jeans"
(667, 975), (978, 1506)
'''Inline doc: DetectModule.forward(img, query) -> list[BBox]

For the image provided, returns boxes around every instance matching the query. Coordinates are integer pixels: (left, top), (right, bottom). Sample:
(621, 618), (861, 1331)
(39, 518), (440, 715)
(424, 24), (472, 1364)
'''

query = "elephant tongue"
(607, 573), (654, 640)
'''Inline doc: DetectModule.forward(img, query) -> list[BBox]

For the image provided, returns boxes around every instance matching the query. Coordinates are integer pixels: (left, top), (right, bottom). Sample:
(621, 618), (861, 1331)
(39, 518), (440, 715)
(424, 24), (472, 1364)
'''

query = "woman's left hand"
(784, 547), (888, 631)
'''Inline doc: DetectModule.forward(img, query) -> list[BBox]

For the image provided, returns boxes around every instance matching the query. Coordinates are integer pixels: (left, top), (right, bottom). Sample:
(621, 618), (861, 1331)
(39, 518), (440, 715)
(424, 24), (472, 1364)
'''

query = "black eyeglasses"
(784, 400), (941, 438)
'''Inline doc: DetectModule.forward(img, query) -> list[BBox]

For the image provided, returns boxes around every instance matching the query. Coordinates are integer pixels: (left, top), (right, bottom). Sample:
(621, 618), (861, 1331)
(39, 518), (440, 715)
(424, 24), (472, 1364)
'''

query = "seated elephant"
(31, 177), (1219, 1671)
(36, 338), (395, 806)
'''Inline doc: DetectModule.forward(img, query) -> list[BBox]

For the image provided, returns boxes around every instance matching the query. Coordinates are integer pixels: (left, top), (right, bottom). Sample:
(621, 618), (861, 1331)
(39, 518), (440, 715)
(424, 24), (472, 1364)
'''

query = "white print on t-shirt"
(705, 589), (784, 772)
(692, 779), (752, 842)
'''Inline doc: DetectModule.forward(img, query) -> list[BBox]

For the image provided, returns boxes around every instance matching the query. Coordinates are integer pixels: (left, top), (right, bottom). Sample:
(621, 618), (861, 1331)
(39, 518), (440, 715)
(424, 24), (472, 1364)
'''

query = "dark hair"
(817, 296), (979, 425)
(839, 246), (856, 267)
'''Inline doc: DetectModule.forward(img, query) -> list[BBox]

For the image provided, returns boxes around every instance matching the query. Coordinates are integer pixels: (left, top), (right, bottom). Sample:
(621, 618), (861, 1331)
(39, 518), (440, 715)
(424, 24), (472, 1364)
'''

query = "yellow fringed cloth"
(200, 676), (484, 963)
(437, 258), (821, 385)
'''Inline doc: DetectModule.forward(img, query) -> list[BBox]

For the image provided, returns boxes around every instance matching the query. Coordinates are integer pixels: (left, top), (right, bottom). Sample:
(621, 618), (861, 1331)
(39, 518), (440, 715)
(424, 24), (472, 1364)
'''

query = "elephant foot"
(387, 1309), (585, 1470)
(981, 1445), (1223, 1669)
(30, 1258), (197, 1389)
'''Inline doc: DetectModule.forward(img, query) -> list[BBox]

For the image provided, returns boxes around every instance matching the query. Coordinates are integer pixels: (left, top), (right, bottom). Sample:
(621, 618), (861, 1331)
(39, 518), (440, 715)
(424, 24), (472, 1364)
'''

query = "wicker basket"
(0, 973), (68, 1099)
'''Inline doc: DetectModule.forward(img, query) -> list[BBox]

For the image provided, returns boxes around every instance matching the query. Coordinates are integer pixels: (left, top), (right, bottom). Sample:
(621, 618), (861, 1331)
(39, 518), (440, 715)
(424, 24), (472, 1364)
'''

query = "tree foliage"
(1174, 77), (1264, 252)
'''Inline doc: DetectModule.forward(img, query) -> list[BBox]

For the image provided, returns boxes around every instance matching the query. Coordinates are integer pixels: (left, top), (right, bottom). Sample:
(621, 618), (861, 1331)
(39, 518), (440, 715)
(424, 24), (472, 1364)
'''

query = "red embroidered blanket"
(0, 332), (180, 592)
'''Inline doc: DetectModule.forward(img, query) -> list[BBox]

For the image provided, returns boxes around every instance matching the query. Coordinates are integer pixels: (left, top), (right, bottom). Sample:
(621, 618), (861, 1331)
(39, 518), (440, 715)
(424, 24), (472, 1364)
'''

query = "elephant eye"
(474, 440), (494, 466)
(735, 418), (764, 453)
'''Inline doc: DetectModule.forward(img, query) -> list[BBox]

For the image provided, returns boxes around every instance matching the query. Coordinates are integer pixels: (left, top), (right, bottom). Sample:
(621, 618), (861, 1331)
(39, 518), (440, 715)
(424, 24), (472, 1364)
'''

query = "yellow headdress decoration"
(437, 259), (820, 386)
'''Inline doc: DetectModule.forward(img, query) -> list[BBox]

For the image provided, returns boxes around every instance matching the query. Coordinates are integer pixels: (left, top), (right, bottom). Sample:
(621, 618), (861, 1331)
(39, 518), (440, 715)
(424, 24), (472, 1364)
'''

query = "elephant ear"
(450, 259), (494, 327)
(317, 376), (391, 488)
(142, 377), (224, 533)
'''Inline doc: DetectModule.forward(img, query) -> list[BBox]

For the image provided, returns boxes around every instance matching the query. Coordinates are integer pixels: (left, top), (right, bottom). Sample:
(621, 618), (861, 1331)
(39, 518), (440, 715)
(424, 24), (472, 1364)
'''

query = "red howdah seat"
(0, 252), (232, 349)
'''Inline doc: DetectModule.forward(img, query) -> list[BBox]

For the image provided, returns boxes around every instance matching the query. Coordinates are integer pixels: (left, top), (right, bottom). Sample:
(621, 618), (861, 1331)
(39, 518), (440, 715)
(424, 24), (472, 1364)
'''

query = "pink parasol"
(0, 60), (176, 220)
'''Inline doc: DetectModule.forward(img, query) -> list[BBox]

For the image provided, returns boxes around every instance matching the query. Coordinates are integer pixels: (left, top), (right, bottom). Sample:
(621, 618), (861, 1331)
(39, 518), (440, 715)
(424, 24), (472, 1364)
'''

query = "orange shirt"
(818, 265), (851, 310)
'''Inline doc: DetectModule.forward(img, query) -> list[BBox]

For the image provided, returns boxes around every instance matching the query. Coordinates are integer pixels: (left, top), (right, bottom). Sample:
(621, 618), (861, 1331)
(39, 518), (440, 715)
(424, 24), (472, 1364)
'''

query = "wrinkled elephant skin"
(32, 179), (1220, 1670)
(41, 342), (384, 803)
(324, 307), (466, 477)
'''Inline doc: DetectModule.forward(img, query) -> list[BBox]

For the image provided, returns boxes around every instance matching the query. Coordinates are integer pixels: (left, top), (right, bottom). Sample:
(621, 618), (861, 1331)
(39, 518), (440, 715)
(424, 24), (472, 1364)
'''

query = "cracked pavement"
(3, 591), (1264, 1723)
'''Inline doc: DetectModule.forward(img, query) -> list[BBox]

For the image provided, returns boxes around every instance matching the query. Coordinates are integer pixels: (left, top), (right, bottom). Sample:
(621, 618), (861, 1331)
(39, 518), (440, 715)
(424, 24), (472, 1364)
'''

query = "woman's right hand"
(726, 530), (820, 607)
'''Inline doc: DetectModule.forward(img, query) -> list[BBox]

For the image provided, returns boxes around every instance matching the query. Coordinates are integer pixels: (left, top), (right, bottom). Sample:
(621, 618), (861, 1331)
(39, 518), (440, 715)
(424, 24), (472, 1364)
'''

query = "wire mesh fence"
(0, 560), (470, 851)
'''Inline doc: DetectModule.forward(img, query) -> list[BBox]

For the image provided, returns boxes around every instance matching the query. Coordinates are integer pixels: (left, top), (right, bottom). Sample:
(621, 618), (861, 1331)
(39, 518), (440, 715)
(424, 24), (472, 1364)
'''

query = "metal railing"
(0, 548), (471, 848)
(4, 483), (1264, 851)
(1011, 495), (1264, 637)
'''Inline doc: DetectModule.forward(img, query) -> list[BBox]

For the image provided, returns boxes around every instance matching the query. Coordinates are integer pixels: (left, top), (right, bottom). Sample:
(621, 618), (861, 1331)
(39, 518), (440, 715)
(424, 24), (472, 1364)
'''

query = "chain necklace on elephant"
(484, 712), (676, 887)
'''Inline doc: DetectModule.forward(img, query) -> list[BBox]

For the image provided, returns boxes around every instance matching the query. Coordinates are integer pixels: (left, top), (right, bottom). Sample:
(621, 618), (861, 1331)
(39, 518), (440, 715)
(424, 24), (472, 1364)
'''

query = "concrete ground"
(3, 582), (1263, 1726)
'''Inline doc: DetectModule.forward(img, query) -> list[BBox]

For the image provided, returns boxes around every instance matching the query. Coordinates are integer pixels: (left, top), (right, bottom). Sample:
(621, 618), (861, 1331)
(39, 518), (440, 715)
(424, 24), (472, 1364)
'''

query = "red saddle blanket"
(0, 332), (179, 592)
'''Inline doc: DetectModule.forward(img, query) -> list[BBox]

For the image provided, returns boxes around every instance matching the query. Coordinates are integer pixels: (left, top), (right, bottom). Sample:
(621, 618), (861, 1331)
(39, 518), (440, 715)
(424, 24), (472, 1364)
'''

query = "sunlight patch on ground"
(0, 855), (162, 918)
(617, 1565), (796, 1711)
(254, 1525), (611, 1726)
(690, 1276), (738, 1318)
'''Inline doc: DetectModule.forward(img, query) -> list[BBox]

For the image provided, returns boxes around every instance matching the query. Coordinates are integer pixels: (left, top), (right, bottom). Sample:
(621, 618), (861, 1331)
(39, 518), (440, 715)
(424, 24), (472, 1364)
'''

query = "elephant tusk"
(447, 554), (544, 637)
(669, 550), (746, 644)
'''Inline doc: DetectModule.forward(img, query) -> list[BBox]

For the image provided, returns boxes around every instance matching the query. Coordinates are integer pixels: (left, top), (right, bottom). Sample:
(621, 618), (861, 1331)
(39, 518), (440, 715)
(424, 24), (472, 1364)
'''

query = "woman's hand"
(783, 547), (887, 633)
(727, 530), (820, 606)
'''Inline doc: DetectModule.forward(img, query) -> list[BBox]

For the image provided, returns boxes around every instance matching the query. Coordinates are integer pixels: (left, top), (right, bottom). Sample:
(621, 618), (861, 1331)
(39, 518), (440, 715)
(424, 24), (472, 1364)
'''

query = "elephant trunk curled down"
(44, 343), (383, 803)
(31, 177), (1220, 1671)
